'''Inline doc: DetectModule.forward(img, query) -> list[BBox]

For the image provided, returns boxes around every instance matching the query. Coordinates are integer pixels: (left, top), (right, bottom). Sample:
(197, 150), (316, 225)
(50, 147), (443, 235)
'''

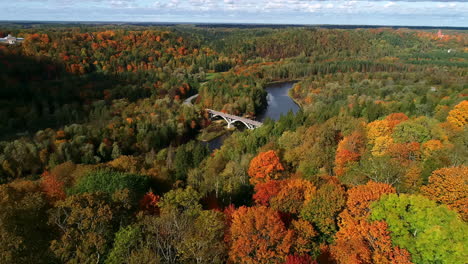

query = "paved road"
(183, 94), (199, 106)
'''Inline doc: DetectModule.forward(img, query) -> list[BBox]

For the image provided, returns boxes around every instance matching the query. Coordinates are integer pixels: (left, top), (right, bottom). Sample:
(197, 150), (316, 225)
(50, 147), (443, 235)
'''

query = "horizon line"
(0, 20), (467, 30)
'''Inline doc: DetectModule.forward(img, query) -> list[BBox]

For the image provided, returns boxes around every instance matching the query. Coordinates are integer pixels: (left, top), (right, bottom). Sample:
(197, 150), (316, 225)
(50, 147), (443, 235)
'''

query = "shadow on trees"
(0, 50), (150, 140)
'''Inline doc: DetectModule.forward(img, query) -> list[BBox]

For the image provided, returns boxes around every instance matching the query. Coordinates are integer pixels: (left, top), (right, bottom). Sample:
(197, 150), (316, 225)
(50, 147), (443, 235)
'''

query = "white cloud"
(3, 0), (468, 26)
(384, 1), (397, 8)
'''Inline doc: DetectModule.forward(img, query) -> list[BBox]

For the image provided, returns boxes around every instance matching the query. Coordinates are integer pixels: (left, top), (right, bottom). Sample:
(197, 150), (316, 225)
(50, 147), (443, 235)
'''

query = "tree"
(41, 171), (66, 202)
(229, 206), (294, 264)
(335, 132), (365, 176)
(158, 186), (202, 216)
(420, 166), (468, 221)
(344, 181), (395, 219)
(367, 120), (391, 146)
(447, 100), (468, 130)
(139, 191), (160, 215)
(385, 113), (409, 130)
(176, 210), (227, 264)
(48, 191), (131, 264)
(386, 142), (420, 165)
(330, 182), (411, 264)
(284, 254), (317, 264)
(120, 188), (225, 264)
(392, 119), (431, 144)
(70, 169), (149, 201)
(174, 141), (209, 181)
(400, 165), (423, 194)
(0, 180), (53, 264)
(248, 150), (285, 185)
(371, 194), (468, 264)
(332, 219), (413, 264)
(135, 213), (189, 264)
(253, 180), (283, 206)
(357, 156), (406, 186)
(371, 136), (393, 157)
(301, 181), (347, 242)
(290, 219), (319, 257)
(421, 139), (444, 158)
(105, 225), (153, 264)
(270, 178), (316, 214)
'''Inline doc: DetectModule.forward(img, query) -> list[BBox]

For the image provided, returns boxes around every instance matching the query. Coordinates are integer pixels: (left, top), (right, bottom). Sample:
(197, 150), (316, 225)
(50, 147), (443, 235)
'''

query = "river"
(205, 81), (300, 151)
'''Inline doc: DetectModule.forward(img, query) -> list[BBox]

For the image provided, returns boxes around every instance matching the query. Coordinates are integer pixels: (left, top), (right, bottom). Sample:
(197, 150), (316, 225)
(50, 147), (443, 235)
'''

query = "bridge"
(207, 109), (263, 130)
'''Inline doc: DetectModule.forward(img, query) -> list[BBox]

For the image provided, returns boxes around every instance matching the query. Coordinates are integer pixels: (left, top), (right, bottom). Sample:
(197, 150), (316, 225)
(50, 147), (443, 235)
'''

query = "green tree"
(371, 194), (468, 264)
(158, 186), (202, 216)
(356, 155), (406, 186)
(173, 141), (209, 181)
(105, 224), (160, 264)
(392, 119), (432, 143)
(176, 210), (227, 264)
(69, 169), (149, 200)
(301, 180), (347, 242)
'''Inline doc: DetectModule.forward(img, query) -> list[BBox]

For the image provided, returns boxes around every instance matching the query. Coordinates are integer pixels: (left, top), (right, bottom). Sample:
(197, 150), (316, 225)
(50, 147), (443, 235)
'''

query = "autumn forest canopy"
(0, 23), (467, 264)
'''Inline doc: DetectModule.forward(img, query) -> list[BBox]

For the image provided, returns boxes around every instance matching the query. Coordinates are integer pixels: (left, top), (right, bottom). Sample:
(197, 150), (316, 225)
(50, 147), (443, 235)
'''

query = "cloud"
(2, 0), (468, 27)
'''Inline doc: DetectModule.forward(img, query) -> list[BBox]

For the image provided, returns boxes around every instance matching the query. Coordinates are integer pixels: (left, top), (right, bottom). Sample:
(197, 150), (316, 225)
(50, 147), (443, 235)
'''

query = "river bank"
(201, 81), (300, 151)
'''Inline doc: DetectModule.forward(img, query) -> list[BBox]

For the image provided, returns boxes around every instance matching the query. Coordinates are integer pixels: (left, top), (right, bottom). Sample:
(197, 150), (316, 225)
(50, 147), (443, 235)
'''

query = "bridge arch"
(211, 114), (234, 128)
(230, 119), (254, 130)
(207, 109), (262, 130)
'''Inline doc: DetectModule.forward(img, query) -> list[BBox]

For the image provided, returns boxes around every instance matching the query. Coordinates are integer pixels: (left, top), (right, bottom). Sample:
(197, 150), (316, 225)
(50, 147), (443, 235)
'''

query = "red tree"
(139, 192), (160, 215)
(285, 254), (317, 264)
(253, 180), (283, 206)
(41, 171), (66, 202)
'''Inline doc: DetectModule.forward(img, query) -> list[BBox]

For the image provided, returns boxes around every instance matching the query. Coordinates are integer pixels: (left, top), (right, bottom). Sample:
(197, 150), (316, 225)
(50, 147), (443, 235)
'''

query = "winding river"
(206, 81), (300, 151)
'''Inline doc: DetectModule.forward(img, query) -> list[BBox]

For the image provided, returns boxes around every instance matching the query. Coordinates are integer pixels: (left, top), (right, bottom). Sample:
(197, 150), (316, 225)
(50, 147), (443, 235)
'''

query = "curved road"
(183, 94), (199, 106)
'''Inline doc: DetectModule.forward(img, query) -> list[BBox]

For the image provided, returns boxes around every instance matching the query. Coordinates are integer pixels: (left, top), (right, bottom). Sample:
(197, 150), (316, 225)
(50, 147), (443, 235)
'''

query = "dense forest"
(0, 24), (467, 264)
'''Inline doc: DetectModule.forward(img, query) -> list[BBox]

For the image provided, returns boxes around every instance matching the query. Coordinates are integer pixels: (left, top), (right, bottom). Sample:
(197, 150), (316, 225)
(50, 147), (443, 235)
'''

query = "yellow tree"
(371, 136), (393, 157)
(367, 120), (391, 146)
(447, 100), (468, 130)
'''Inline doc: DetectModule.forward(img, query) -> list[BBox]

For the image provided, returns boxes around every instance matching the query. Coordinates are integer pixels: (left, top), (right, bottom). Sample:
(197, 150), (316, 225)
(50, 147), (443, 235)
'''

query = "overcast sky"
(1, 0), (467, 27)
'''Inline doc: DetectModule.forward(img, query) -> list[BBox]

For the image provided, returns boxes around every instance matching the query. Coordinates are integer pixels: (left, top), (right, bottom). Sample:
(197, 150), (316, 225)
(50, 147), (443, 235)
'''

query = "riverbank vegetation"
(197, 122), (229, 142)
(0, 24), (467, 264)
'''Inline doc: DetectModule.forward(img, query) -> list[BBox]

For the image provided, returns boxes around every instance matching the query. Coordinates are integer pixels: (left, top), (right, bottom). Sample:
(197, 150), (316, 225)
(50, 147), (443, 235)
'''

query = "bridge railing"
(207, 109), (263, 129)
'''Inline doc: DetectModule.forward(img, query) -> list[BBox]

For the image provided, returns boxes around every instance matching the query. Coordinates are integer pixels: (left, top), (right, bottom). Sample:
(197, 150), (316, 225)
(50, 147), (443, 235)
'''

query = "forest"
(0, 24), (467, 264)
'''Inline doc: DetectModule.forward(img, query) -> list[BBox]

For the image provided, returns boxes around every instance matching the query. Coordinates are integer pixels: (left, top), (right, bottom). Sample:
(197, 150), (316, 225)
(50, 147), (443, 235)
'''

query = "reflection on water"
(258, 82), (300, 122)
(205, 81), (299, 151)
(202, 132), (232, 151)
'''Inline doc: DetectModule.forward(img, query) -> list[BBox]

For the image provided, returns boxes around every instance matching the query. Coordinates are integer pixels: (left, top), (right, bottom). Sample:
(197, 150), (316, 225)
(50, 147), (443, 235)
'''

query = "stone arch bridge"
(206, 109), (263, 130)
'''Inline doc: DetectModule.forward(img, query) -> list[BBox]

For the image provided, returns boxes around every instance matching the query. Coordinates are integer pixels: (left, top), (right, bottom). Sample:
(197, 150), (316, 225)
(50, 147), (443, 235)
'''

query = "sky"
(1, 0), (467, 27)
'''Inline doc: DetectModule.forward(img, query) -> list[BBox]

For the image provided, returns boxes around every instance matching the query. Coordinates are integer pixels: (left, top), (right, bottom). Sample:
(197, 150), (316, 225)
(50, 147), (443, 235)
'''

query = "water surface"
(205, 81), (299, 151)
(258, 82), (300, 122)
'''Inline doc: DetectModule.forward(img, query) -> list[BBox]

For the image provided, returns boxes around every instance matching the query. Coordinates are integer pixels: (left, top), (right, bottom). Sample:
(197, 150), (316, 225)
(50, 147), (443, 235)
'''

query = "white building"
(0, 34), (24, 45)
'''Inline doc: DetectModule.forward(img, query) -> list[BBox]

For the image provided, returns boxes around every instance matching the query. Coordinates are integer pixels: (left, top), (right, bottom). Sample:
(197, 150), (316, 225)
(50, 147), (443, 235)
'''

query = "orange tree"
(229, 206), (294, 264)
(420, 166), (468, 221)
(248, 150), (285, 185)
(330, 181), (412, 264)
